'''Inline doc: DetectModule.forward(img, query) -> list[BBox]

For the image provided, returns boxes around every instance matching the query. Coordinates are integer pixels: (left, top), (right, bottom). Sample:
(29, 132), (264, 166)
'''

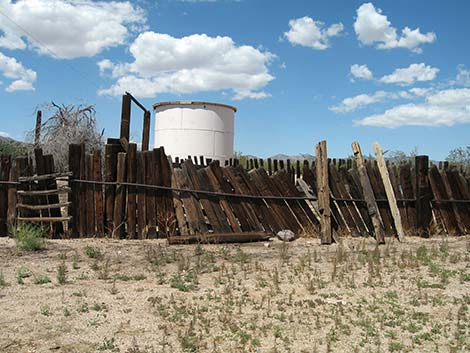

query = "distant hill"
(0, 135), (31, 157)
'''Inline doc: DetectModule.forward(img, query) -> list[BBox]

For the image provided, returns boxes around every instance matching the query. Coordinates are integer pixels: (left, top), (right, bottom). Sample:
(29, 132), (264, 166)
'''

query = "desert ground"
(0, 235), (469, 353)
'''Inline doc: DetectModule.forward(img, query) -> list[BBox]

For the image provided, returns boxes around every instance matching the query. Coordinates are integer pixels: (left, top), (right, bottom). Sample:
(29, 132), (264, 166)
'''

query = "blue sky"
(0, 0), (469, 159)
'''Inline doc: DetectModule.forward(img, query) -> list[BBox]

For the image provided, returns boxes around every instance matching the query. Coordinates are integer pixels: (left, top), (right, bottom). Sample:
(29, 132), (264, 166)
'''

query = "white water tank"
(153, 101), (236, 163)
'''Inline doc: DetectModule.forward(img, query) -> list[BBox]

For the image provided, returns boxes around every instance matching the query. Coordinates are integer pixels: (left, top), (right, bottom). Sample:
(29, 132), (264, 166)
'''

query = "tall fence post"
(120, 93), (132, 141)
(315, 140), (332, 244)
(415, 155), (432, 237)
(142, 110), (150, 152)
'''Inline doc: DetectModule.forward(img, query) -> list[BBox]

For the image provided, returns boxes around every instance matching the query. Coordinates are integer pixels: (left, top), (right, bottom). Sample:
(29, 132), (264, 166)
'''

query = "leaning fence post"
(142, 110), (150, 152)
(315, 140), (332, 244)
(352, 141), (385, 244)
(373, 142), (404, 241)
(7, 159), (18, 230)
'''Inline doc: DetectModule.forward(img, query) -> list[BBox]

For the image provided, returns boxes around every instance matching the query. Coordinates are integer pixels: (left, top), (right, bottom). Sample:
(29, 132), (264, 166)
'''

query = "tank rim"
(152, 101), (237, 112)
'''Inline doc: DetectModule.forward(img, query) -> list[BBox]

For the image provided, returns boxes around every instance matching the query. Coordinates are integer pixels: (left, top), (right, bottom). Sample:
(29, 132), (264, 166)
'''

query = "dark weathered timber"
(251, 168), (302, 233)
(267, 158), (272, 175)
(155, 147), (177, 236)
(136, 152), (147, 239)
(366, 161), (395, 237)
(68, 144), (81, 237)
(85, 154), (95, 237)
(34, 110), (42, 146)
(127, 143), (137, 239)
(441, 169), (466, 234)
(352, 142), (385, 244)
(198, 168), (232, 233)
(169, 157), (188, 236)
(182, 160), (224, 233)
(113, 152), (126, 239)
(429, 165), (459, 235)
(78, 145), (87, 237)
(168, 232), (271, 245)
(105, 144), (121, 234)
(232, 165), (283, 233)
(316, 141), (332, 244)
(120, 94), (132, 141)
(144, 151), (157, 238)
(93, 151), (104, 236)
(142, 110), (150, 152)
(0, 155), (11, 235)
(445, 168), (470, 232)
(174, 168), (208, 234)
(205, 164), (242, 233)
(17, 188), (70, 196)
(388, 164), (410, 233)
(17, 202), (70, 210)
(400, 163), (417, 231)
(273, 171), (317, 229)
(330, 164), (363, 236)
(329, 164), (356, 235)
(415, 156), (432, 237)
(222, 167), (265, 232)
(340, 167), (373, 236)
(44, 154), (64, 237)
(7, 160), (18, 228)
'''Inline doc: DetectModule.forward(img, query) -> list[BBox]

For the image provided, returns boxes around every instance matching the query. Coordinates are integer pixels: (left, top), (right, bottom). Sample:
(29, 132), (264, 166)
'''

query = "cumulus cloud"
(350, 64), (373, 81)
(330, 88), (427, 113)
(98, 32), (275, 99)
(0, 0), (145, 59)
(355, 88), (470, 127)
(284, 17), (343, 50)
(0, 52), (36, 92)
(379, 63), (439, 85)
(354, 3), (436, 53)
(454, 65), (470, 87)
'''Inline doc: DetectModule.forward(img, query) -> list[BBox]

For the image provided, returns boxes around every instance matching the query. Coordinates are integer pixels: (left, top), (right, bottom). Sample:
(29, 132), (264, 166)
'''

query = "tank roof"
(152, 101), (237, 112)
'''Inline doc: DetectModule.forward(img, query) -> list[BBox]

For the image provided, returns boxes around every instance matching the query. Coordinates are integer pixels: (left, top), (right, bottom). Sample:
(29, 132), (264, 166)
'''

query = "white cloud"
(380, 63), (439, 85)
(355, 88), (470, 127)
(0, 52), (36, 92)
(454, 65), (470, 87)
(330, 88), (428, 113)
(99, 32), (275, 99)
(350, 64), (373, 81)
(0, 0), (145, 59)
(284, 17), (343, 50)
(354, 3), (436, 53)
(0, 131), (10, 138)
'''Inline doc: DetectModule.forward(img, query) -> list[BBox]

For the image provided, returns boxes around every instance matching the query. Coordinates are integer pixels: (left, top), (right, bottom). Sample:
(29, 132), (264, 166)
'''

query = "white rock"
(276, 229), (296, 242)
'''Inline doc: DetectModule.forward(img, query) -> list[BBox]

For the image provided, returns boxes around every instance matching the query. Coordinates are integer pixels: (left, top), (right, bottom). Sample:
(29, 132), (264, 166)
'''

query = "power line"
(0, 7), (103, 91)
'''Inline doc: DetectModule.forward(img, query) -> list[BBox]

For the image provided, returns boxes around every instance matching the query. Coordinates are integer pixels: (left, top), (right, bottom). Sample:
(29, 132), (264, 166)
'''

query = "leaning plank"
(93, 151), (104, 236)
(168, 232), (271, 245)
(351, 141), (385, 244)
(17, 202), (71, 210)
(0, 155), (11, 235)
(373, 142), (404, 241)
(18, 217), (71, 222)
(136, 152), (147, 239)
(18, 172), (72, 182)
(169, 157), (189, 236)
(17, 187), (71, 196)
(7, 161), (18, 228)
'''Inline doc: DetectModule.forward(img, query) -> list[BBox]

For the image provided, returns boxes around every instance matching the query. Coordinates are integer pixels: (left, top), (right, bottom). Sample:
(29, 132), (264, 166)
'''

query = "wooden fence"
(1, 139), (470, 244)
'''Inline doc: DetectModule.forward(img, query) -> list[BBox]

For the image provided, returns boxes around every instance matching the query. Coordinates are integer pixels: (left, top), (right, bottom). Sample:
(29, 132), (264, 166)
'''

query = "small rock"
(276, 229), (296, 242)
(264, 242), (270, 248)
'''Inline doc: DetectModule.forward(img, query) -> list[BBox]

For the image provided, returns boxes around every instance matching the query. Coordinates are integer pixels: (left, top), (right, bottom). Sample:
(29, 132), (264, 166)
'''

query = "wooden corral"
(1, 139), (470, 244)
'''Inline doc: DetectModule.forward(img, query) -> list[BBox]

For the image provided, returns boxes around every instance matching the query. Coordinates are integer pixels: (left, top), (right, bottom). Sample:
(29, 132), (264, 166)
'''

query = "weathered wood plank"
(373, 142), (404, 241)
(112, 152), (126, 238)
(127, 143), (137, 239)
(351, 142), (385, 244)
(316, 141), (332, 244)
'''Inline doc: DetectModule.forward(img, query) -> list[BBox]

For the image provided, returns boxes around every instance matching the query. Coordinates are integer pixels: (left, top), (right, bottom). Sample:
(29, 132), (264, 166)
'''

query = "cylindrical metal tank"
(153, 101), (236, 163)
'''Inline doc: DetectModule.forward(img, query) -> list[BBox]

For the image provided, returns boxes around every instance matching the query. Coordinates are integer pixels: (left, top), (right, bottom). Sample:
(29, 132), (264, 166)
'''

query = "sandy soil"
(0, 235), (469, 353)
